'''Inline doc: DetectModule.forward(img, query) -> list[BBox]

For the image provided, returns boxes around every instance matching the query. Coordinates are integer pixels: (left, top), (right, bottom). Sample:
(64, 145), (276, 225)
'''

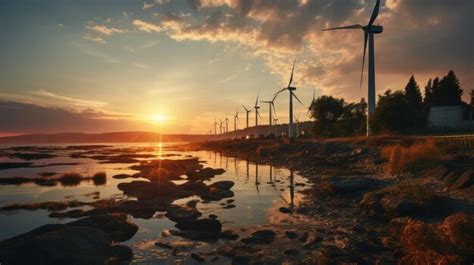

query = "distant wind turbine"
(323, 0), (382, 136)
(213, 119), (218, 135)
(242, 105), (252, 129)
(275, 60), (303, 139)
(219, 119), (224, 134)
(225, 114), (229, 133)
(233, 108), (240, 131)
(254, 92), (261, 135)
(261, 94), (278, 135)
(307, 88), (316, 116)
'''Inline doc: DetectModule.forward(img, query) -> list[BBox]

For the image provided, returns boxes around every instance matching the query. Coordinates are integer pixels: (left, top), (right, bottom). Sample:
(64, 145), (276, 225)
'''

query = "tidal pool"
(0, 143), (309, 264)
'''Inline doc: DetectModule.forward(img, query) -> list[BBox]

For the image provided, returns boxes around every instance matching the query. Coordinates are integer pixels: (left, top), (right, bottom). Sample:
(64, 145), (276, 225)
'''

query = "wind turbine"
(261, 94), (278, 135)
(233, 108), (240, 131)
(323, 0), (382, 136)
(219, 119), (224, 134)
(275, 60), (303, 139)
(242, 105), (252, 129)
(213, 119), (218, 135)
(225, 115), (229, 133)
(254, 92), (261, 135)
(307, 88), (316, 116)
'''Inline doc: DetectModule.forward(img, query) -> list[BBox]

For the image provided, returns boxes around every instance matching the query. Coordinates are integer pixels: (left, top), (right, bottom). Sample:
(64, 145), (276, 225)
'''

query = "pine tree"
(433, 71), (463, 106)
(424, 78), (433, 106)
(404, 75), (423, 111)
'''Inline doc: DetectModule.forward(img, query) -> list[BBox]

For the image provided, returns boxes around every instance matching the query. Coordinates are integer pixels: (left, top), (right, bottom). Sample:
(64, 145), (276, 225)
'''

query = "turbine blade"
(312, 89), (315, 100)
(360, 31), (368, 88)
(272, 93), (278, 102)
(272, 102), (277, 115)
(292, 91), (303, 105)
(368, 0), (381, 27)
(274, 87), (286, 96)
(258, 111), (262, 119)
(255, 92), (260, 107)
(322, 24), (363, 31)
(242, 105), (249, 112)
(288, 59), (296, 88)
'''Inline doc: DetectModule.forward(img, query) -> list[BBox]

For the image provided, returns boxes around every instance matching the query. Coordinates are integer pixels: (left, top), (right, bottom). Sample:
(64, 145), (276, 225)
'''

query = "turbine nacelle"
(364, 25), (383, 34)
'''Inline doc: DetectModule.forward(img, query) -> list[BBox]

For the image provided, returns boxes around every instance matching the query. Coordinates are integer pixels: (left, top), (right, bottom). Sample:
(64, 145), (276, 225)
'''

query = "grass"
(381, 138), (441, 174)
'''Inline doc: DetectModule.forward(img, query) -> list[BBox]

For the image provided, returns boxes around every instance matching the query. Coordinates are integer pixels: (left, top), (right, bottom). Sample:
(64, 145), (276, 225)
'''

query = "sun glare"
(150, 114), (168, 123)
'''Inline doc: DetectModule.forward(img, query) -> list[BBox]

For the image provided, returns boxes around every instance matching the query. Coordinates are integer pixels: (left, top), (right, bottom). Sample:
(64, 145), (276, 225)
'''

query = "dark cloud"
(0, 101), (154, 134)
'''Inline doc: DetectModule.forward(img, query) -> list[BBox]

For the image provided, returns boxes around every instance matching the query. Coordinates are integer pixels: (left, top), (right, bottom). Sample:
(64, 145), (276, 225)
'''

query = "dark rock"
(279, 207), (292, 214)
(241, 230), (276, 244)
(299, 232), (309, 242)
(175, 218), (222, 236)
(450, 169), (474, 190)
(223, 204), (236, 209)
(209, 214), (218, 219)
(285, 231), (298, 239)
(165, 205), (202, 223)
(0, 214), (137, 265)
(221, 230), (239, 240)
(112, 174), (133, 179)
(191, 253), (205, 263)
(283, 249), (300, 256)
(303, 237), (323, 249)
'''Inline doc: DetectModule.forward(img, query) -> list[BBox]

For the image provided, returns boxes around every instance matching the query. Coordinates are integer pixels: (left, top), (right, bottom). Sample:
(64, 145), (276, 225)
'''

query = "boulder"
(241, 230), (276, 244)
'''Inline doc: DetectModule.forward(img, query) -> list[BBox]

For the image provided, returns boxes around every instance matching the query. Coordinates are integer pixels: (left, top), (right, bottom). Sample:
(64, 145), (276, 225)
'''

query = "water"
(0, 143), (309, 264)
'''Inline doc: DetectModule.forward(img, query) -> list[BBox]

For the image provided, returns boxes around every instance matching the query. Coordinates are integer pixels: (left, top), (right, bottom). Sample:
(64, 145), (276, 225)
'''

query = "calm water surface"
(0, 143), (309, 264)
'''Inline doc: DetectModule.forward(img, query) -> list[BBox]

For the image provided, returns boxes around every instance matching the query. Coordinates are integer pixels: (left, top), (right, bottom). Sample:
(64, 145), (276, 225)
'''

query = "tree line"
(308, 70), (468, 137)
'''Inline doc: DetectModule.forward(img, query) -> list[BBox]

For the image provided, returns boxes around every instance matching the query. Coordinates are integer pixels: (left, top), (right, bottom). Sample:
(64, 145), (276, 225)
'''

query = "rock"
(186, 167), (225, 181)
(222, 204), (236, 209)
(449, 169), (474, 190)
(112, 174), (133, 179)
(241, 230), (276, 244)
(209, 214), (218, 219)
(322, 176), (388, 196)
(226, 199), (235, 204)
(299, 232), (309, 242)
(191, 253), (205, 263)
(285, 231), (298, 239)
(283, 249), (300, 256)
(221, 230), (239, 240)
(174, 218), (222, 241)
(208, 181), (235, 191)
(165, 205), (202, 223)
(279, 207), (292, 214)
(303, 236), (323, 249)
(0, 214), (137, 265)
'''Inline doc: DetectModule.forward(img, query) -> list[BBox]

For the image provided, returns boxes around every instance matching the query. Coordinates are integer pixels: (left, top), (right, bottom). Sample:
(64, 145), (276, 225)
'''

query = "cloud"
(34, 89), (108, 108)
(83, 34), (106, 44)
(0, 101), (154, 134)
(140, 0), (473, 101)
(143, 2), (154, 10)
(133, 19), (162, 32)
(87, 24), (126, 35)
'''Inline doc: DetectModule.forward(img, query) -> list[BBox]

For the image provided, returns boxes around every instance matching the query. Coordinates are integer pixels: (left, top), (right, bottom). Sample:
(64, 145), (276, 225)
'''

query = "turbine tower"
(213, 119), (218, 135)
(225, 115), (229, 133)
(233, 109), (240, 131)
(275, 60), (303, 139)
(323, 0), (382, 136)
(219, 119), (224, 134)
(261, 94), (278, 135)
(254, 92), (261, 135)
(242, 105), (252, 129)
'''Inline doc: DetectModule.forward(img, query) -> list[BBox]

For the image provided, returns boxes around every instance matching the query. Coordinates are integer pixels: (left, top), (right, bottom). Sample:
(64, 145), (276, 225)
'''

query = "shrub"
(381, 139), (441, 174)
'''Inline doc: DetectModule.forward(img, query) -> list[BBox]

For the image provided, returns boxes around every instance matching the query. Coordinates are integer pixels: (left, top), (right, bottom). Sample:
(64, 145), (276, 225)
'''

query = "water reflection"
(0, 144), (310, 264)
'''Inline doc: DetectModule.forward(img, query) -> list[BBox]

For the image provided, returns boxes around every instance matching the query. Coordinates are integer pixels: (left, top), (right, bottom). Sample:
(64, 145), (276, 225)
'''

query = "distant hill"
(0, 132), (213, 144)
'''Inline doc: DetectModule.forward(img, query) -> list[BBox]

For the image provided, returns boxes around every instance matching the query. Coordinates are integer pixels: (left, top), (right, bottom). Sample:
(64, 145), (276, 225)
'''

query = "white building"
(428, 105), (474, 131)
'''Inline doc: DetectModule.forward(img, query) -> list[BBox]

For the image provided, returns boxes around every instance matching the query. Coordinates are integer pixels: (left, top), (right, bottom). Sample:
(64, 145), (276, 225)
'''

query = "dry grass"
(381, 139), (441, 174)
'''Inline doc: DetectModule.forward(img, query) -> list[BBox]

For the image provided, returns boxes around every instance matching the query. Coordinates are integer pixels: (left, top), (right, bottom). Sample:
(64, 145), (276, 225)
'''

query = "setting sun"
(150, 114), (168, 123)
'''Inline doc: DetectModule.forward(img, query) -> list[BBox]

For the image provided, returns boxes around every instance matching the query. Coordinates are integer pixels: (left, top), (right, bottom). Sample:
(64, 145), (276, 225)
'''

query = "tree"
(371, 90), (417, 133)
(431, 70), (463, 106)
(423, 78), (433, 106)
(404, 75), (423, 111)
(309, 96), (366, 137)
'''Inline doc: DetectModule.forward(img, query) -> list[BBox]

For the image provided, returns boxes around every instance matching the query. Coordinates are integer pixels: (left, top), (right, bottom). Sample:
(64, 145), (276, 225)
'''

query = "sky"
(0, 0), (473, 135)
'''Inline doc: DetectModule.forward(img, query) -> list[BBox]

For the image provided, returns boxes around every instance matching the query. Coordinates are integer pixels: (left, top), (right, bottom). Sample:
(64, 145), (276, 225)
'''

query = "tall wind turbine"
(254, 92), (261, 135)
(233, 109), (240, 131)
(219, 119), (224, 134)
(261, 94), (278, 135)
(275, 60), (303, 139)
(323, 0), (382, 136)
(242, 105), (252, 129)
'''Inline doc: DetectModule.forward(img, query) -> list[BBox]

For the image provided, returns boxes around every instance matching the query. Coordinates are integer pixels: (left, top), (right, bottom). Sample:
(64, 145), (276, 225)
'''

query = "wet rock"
(0, 214), (137, 265)
(209, 181), (235, 191)
(226, 199), (235, 204)
(283, 249), (300, 256)
(112, 174), (134, 179)
(222, 204), (236, 209)
(209, 214), (218, 219)
(322, 176), (388, 196)
(449, 169), (474, 190)
(303, 236), (323, 249)
(186, 167), (225, 181)
(221, 230), (239, 240)
(241, 230), (276, 245)
(175, 218), (222, 237)
(299, 232), (309, 242)
(360, 185), (451, 219)
(279, 207), (292, 214)
(285, 231), (298, 239)
(7, 152), (57, 160)
(165, 205), (201, 223)
(191, 253), (205, 263)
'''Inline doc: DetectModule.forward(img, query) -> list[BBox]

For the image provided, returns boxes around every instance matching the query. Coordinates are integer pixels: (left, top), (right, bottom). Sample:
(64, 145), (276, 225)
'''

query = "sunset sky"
(1, 0), (473, 135)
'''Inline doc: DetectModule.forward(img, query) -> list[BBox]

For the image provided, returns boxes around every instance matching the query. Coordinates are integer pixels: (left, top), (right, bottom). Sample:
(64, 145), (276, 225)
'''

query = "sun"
(150, 114), (168, 123)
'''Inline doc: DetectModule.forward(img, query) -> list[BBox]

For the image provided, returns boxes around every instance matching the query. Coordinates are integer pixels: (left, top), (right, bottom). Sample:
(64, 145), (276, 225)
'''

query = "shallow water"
(0, 143), (309, 264)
